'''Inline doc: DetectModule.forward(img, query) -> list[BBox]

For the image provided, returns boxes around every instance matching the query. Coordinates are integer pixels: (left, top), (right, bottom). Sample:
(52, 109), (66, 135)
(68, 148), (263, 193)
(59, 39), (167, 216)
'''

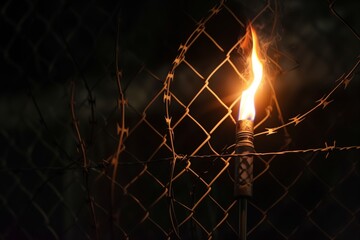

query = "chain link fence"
(1, 0), (359, 239)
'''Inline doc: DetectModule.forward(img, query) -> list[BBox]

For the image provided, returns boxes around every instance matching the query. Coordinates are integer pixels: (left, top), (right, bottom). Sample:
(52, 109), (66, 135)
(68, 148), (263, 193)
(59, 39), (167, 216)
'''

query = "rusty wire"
(1, 0), (359, 239)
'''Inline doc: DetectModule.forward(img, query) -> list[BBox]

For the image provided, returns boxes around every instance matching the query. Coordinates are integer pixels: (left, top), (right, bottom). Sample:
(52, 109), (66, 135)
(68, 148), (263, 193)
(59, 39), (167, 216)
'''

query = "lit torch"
(235, 25), (263, 198)
(235, 25), (263, 239)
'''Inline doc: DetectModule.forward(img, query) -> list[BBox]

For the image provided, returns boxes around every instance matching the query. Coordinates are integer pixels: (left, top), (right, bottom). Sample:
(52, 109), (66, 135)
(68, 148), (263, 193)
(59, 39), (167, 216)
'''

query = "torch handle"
(234, 120), (254, 198)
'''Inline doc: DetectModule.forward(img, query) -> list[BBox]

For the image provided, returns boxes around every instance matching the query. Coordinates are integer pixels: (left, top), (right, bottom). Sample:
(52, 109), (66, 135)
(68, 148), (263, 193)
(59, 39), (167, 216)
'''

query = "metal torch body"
(234, 119), (254, 198)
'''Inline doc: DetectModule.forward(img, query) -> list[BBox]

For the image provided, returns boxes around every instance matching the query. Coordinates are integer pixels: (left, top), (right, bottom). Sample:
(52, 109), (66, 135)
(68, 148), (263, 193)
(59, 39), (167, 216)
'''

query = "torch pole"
(234, 120), (254, 240)
(239, 199), (247, 240)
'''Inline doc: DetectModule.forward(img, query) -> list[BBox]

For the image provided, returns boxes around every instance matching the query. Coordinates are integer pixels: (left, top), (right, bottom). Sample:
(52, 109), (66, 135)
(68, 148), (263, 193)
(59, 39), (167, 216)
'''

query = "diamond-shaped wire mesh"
(1, 0), (359, 239)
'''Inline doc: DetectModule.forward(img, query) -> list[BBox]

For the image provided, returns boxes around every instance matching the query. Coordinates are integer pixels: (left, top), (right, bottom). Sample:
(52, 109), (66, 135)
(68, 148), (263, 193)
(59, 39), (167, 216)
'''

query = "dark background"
(1, 0), (359, 239)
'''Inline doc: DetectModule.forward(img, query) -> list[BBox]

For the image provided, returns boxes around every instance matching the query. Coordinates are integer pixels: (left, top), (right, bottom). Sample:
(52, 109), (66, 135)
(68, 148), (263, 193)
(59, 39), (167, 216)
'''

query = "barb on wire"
(163, 1), (226, 238)
(2, 0), (359, 239)
(176, 142), (360, 160)
(70, 81), (88, 170)
(108, 16), (129, 238)
(255, 58), (360, 137)
(69, 81), (99, 240)
(2, 140), (359, 172)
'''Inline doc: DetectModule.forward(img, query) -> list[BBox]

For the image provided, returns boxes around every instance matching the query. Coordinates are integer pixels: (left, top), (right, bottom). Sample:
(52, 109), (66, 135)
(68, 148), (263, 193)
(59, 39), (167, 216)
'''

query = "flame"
(238, 26), (263, 121)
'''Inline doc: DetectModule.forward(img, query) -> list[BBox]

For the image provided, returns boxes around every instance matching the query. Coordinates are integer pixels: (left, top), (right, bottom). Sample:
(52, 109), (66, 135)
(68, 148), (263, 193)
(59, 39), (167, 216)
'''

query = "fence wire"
(1, 0), (359, 239)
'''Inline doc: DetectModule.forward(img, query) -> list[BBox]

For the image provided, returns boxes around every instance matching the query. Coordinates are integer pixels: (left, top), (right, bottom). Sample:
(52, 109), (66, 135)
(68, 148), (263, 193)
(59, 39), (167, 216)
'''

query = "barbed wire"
(1, 0), (359, 239)
(1, 142), (359, 172)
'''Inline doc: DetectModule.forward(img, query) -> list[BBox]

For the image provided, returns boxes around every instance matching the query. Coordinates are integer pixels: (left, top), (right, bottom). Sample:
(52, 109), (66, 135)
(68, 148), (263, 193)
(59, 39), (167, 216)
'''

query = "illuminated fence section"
(0, 0), (359, 239)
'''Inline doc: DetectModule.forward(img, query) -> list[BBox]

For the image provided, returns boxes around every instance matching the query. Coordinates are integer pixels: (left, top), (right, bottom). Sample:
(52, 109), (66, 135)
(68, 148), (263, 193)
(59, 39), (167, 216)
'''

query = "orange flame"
(238, 26), (263, 121)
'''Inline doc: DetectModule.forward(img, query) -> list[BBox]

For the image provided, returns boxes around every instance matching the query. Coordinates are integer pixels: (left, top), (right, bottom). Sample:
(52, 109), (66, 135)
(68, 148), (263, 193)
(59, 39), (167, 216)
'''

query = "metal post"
(240, 199), (247, 240)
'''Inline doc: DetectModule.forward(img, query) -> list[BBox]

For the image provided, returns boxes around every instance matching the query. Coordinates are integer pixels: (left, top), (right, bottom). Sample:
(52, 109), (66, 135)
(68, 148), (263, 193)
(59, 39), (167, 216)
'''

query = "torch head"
(234, 119), (254, 198)
(236, 120), (254, 149)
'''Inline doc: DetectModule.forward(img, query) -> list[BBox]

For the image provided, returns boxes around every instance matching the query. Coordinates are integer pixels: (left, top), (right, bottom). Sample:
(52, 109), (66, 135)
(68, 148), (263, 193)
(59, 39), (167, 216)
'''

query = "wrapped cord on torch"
(234, 120), (254, 198)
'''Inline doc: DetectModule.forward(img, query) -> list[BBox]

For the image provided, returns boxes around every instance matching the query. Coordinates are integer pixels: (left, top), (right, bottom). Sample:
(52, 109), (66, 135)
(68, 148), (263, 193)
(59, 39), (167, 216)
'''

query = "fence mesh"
(1, 0), (359, 239)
